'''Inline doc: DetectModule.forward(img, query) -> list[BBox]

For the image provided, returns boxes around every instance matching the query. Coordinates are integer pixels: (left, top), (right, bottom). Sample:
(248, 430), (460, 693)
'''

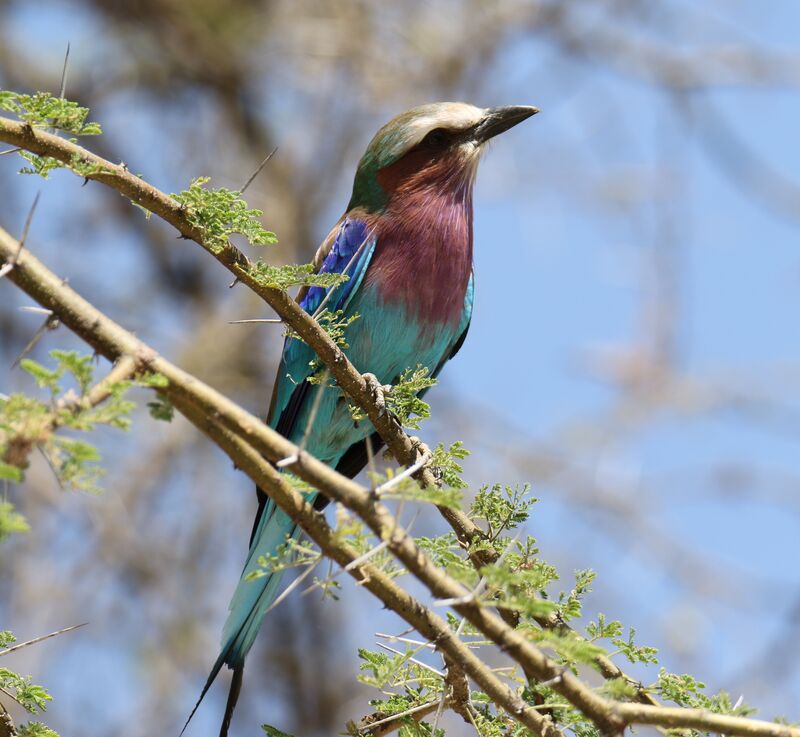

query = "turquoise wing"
(270, 216), (376, 439)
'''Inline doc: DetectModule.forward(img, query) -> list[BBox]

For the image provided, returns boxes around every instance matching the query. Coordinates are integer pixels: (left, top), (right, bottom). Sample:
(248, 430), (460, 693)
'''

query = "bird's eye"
(423, 128), (450, 148)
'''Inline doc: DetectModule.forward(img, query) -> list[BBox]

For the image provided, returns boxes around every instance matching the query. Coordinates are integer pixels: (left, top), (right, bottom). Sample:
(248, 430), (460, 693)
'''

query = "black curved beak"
(473, 105), (539, 144)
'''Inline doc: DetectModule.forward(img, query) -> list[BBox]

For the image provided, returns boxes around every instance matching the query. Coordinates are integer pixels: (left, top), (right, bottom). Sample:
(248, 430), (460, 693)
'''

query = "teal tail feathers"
(221, 499), (299, 666)
(181, 499), (299, 737)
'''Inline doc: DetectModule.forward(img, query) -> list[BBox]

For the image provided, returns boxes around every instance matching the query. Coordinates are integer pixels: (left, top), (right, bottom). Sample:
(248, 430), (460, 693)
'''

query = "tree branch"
(0, 224), (559, 737)
(0, 704), (16, 737)
(0, 120), (446, 482)
(0, 115), (677, 718)
(3, 226), (798, 737)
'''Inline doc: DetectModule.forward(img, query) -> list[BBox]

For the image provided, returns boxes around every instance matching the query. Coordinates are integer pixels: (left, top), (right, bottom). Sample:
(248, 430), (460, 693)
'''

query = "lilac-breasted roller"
(185, 102), (538, 737)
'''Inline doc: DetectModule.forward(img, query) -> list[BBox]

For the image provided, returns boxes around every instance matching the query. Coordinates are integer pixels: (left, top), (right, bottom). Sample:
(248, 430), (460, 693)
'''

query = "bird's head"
(348, 102), (538, 213)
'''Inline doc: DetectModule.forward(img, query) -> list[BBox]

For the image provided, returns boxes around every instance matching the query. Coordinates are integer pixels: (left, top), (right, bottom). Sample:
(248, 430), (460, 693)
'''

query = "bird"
(183, 101), (538, 737)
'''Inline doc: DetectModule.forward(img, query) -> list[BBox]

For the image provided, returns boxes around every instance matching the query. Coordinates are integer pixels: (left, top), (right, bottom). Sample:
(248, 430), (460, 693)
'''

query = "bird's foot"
(408, 436), (433, 465)
(362, 372), (393, 417)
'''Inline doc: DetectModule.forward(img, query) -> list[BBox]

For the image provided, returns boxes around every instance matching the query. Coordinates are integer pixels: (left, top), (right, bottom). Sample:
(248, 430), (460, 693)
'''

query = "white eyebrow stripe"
(402, 104), (486, 149)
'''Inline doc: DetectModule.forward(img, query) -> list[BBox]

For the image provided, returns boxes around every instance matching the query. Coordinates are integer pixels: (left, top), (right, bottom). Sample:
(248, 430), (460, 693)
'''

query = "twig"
(259, 558), (320, 617)
(240, 147), (277, 194)
(10, 313), (59, 368)
(0, 687), (23, 710)
(227, 318), (282, 324)
(375, 633), (435, 650)
(374, 448), (432, 495)
(58, 42), (71, 100)
(0, 192), (39, 280)
(376, 643), (444, 678)
(359, 700), (441, 733)
(0, 622), (86, 658)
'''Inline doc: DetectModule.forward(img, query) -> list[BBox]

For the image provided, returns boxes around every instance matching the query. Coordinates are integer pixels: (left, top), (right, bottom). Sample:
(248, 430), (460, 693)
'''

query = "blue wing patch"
(270, 217), (376, 434)
(299, 218), (372, 314)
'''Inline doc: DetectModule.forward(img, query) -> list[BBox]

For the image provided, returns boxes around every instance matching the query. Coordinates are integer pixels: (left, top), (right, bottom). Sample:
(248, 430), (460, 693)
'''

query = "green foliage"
(530, 628), (609, 666)
(585, 612), (623, 641)
(20, 358), (62, 395)
(1, 351), (138, 494)
(248, 537), (321, 580)
(0, 501), (29, 542)
(384, 366), (436, 430)
(553, 568), (596, 622)
(147, 396), (174, 422)
(375, 472), (462, 510)
(0, 90), (103, 178)
(261, 725), (297, 737)
(330, 505), (405, 582)
(67, 152), (109, 178)
(657, 669), (708, 707)
(417, 532), (478, 587)
(14, 150), (111, 180)
(481, 561), (560, 619)
(53, 437), (102, 490)
(471, 483), (536, 539)
(0, 631), (15, 649)
(611, 625), (659, 665)
(355, 474), (758, 737)
(357, 648), (445, 728)
(429, 441), (469, 490)
(599, 676), (640, 700)
(138, 372), (170, 388)
(248, 501), (405, 599)
(0, 461), (24, 482)
(313, 309), (359, 352)
(250, 261), (349, 291)
(654, 669), (755, 717)
(0, 91), (102, 135)
(44, 350), (94, 394)
(0, 631), (59, 737)
(0, 667), (53, 713)
(17, 151), (64, 179)
(172, 177), (277, 252)
(289, 309), (360, 380)
(284, 309), (361, 385)
(18, 722), (60, 737)
(476, 533), (562, 619)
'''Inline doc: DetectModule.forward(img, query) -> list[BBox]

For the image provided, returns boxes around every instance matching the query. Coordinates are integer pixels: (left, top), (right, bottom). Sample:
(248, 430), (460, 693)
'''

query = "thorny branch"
(2, 227), (800, 737)
(0, 118), (448, 489)
(0, 119), (660, 719)
(0, 226), (559, 737)
(0, 117), (767, 734)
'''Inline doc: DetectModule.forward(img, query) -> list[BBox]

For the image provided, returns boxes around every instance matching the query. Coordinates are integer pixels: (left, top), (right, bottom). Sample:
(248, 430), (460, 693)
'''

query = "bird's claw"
(408, 436), (433, 465)
(362, 372), (392, 417)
